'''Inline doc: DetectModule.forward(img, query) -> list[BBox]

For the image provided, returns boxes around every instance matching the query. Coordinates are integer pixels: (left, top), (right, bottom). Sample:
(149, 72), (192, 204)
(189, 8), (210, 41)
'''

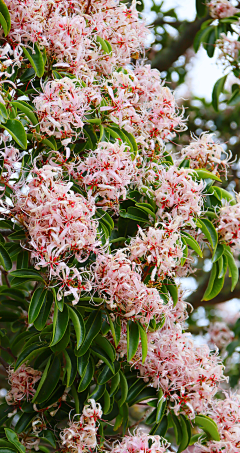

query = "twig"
(1, 268), (10, 288)
(0, 356), (9, 370)
(0, 346), (17, 360)
(85, 0), (91, 14)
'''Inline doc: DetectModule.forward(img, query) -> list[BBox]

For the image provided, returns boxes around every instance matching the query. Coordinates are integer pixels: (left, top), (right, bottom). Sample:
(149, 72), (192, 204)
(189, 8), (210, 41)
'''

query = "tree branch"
(150, 15), (210, 72)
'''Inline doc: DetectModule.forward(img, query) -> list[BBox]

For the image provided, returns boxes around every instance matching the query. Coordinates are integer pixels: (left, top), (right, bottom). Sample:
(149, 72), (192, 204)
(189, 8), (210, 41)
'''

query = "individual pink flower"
(208, 321), (234, 349)
(6, 365), (42, 405)
(180, 133), (232, 177)
(208, 0), (238, 19)
(60, 399), (102, 453)
(154, 166), (203, 227)
(13, 164), (99, 268)
(111, 430), (170, 453)
(75, 140), (136, 208)
(94, 250), (170, 323)
(130, 226), (184, 281)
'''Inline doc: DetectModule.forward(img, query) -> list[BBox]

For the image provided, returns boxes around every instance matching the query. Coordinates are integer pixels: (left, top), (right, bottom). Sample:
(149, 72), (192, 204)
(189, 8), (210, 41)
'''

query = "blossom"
(154, 165), (203, 227)
(208, 321), (234, 349)
(6, 365), (42, 405)
(194, 392), (240, 452)
(33, 78), (96, 143)
(208, 0), (238, 18)
(60, 399), (102, 453)
(111, 431), (170, 453)
(117, 322), (226, 418)
(217, 194), (240, 248)
(94, 250), (170, 323)
(180, 133), (231, 177)
(13, 165), (99, 269)
(130, 226), (184, 281)
(75, 140), (136, 208)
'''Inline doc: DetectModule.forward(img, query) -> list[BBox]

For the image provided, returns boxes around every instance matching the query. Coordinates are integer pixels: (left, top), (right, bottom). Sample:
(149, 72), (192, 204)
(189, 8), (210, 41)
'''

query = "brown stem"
(0, 346), (17, 360)
(0, 356), (9, 370)
(85, 0), (91, 14)
(1, 268), (10, 288)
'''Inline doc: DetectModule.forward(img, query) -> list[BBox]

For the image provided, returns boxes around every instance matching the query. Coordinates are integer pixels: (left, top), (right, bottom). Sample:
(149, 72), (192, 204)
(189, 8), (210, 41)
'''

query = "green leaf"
(94, 334), (115, 362)
(194, 415), (220, 441)
(171, 411), (182, 444)
(151, 415), (168, 437)
(28, 287), (47, 324)
(194, 26), (213, 52)
(120, 207), (149, 223)
(68, 306), (85, 349)
(0, 245), (12, 271)
(40, 431), (56, 449)
(22, 43), (45, 78)
(192, 168), (221, 182)
(2, 120), (27, 149)
(212, 75), (228, 111)
(107, 314), (121, 347)
(197, 218), (218, 250)
(10, 269), (44, 281)
(91, 344), (115, 373)
(103, 390), (111, 414)
(213, 186), (236, 205)
(156, 398), (167, 424)
(78, 357), (95, 392)
(181, 233), (203, 258)
(109, 371), (120, 397)
(15, 412), (35, 434)
(96, 36), (112, 54)
(34, 291), (53, 331)
(15, 343), (46, 369)
(196, 0), (207, 17)
(137, 322), (148, 364)
(127, 321), (139, 361)
(77, 310), (102, 356)
(34, 355), (61, 404)
(212, 244), (224, 263)
(119, 370), (128, 407)
(12, 101), (39, 132)
(51, 324), (70, 353)
(224, 246), (239, 291)
(0, 0), (11, 35)
(78, 351), (90, 376)
(64, 349), (78, 387)
(0, 103), (8, 121)
(178, 415), (191, 452)
(4, 429), (25, 453)
(202, 262), (217, 300)
(50, 304), (69, 346)
(32, 356), (51, 403)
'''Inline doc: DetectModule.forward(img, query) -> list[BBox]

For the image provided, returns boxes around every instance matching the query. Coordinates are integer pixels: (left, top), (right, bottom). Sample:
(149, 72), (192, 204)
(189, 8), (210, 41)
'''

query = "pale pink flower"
(208, 0), (238, 18)
(13, 165), (99, 268)
(94, 250), (170, 323)
(111, 430), (170, 453)
(217, 34), (240, 62)
(6, 365), (42, 405)
(75, 140), (136, 208)
(208, 321), (234, 349)
(180, 134), (232, 177)
(60, 399), (102, 453)
(154, 166), (203, 227)
(34, 78), (95, 143)
(130, 226), (184, 281)
(217, 193), (240, 248)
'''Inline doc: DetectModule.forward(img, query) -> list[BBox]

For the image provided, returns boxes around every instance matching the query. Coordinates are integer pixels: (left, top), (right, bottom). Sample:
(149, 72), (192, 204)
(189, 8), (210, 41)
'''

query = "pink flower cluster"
(154, 166), (203, 227)
(111, 431), (170, 453)
(60, 399), (102, 453)
(180, 134), (231, 177)
(194, 393), (240, 453)
(208, 0), (238, 18)
(33, 78), (100, 144)
(217, 194), (240, 248)
(6, 365), (42, 405)
(94, 250), (170, 323)
(130, 226), (184, 281)
(75, 140), (136, 208)
(1, 0), (148, 74)
(208, 321), (234, 349)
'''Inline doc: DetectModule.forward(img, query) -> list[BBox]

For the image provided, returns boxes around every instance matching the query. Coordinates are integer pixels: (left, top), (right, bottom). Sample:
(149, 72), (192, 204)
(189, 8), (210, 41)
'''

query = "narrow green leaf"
(178, 415), (191, 452)
(68, 306), (85, 349)
(34, 291), (53, 331)
(4, 429), (25, 453)
(94, 334), (115, 362)
(197, 218), (218, 250)
(78, 357), (95, 392)
(15, 343), (46, 369)
(181, 233), (203, 257)
(156, 398), (167, 424)
(91, 344), (115, 373)
(22, 43), (45, 78)
(0, 244), (12, 271)
(77, 310), (102, 356)
(192, 168), (221, 182)
(0, 102), (8, 121)
(34, 356), (61, 404)
(212, 244), (224, 263)
(196, 0), (207, 17)
(202, 262), (217, 300)
(12, 101), (39, 132)
(212, 75), (228, 111)
(0, 0), (11, 35)
(127, 321), (139, 361)
(2, 120), (27, 149)
(194, 415), (220, 441)
(28, 287), (47, 324)
(10, 269), (44, 281)
(64, 349), (78, 387)
(50, 304), (69, 346)
(119, 370), (128, 407)
(137, 321), (148, 364)
(31, 356), (52, 403)
(224, 246), (239, 291)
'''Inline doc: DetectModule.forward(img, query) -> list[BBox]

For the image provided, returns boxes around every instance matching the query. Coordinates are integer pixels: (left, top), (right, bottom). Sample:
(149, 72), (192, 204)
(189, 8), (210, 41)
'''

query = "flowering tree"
(0, 1), (240, 453)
